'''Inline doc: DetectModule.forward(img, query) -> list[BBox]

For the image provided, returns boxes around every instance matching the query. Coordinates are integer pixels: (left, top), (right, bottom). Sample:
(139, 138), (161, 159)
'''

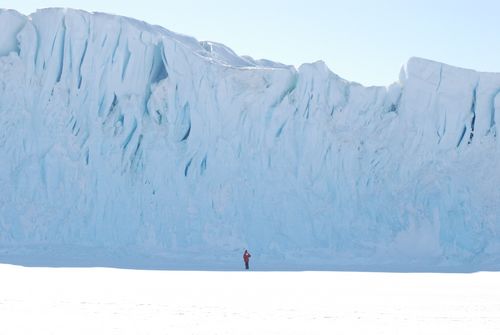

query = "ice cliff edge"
(1, 8), (500, 270)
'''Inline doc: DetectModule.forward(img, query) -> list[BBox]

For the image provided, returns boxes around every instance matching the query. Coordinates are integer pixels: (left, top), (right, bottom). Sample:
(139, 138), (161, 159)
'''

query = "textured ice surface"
(0, 8), (500, 269)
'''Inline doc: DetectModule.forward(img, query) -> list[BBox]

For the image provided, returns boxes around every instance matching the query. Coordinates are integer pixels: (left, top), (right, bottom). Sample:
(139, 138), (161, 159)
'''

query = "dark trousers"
(245, 261), (249, 270)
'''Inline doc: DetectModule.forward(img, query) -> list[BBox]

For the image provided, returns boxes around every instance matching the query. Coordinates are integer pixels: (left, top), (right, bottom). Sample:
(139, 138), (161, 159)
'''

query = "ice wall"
(1, 8), (500, 269)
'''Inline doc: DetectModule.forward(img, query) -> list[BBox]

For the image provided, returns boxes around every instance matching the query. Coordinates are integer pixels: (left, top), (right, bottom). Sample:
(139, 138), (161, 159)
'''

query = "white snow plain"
(0, 264), (499, 335)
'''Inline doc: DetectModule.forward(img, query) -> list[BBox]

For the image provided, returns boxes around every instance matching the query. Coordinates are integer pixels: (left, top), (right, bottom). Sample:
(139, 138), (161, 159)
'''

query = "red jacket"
(243, 251), (251, 262)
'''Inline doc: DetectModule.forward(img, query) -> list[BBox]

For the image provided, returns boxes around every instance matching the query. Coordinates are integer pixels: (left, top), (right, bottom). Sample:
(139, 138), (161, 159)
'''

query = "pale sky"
(2, 0), (499, 86)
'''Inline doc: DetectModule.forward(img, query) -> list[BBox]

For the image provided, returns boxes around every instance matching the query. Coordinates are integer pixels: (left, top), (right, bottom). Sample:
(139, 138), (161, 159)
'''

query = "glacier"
(1, 8), (500, 270)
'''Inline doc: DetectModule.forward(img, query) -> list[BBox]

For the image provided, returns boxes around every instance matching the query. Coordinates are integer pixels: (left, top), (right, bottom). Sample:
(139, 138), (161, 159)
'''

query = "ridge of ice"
(1, 8), (500, 270)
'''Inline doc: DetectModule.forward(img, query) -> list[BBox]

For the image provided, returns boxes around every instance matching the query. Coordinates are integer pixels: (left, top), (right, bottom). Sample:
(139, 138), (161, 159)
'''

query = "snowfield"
(1, 265), (499, 335)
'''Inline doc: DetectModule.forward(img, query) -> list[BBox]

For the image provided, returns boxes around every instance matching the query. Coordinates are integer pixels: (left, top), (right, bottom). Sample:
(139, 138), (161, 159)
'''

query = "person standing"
(243, 249), (251, 270)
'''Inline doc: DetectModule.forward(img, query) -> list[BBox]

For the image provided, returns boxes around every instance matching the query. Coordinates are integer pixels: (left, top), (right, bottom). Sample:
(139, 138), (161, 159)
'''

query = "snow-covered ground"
(0, 264), (499, 334)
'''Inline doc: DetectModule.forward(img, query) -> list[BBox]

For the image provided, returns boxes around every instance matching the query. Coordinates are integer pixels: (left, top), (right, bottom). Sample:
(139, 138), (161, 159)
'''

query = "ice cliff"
(1, 8), (500, 270)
